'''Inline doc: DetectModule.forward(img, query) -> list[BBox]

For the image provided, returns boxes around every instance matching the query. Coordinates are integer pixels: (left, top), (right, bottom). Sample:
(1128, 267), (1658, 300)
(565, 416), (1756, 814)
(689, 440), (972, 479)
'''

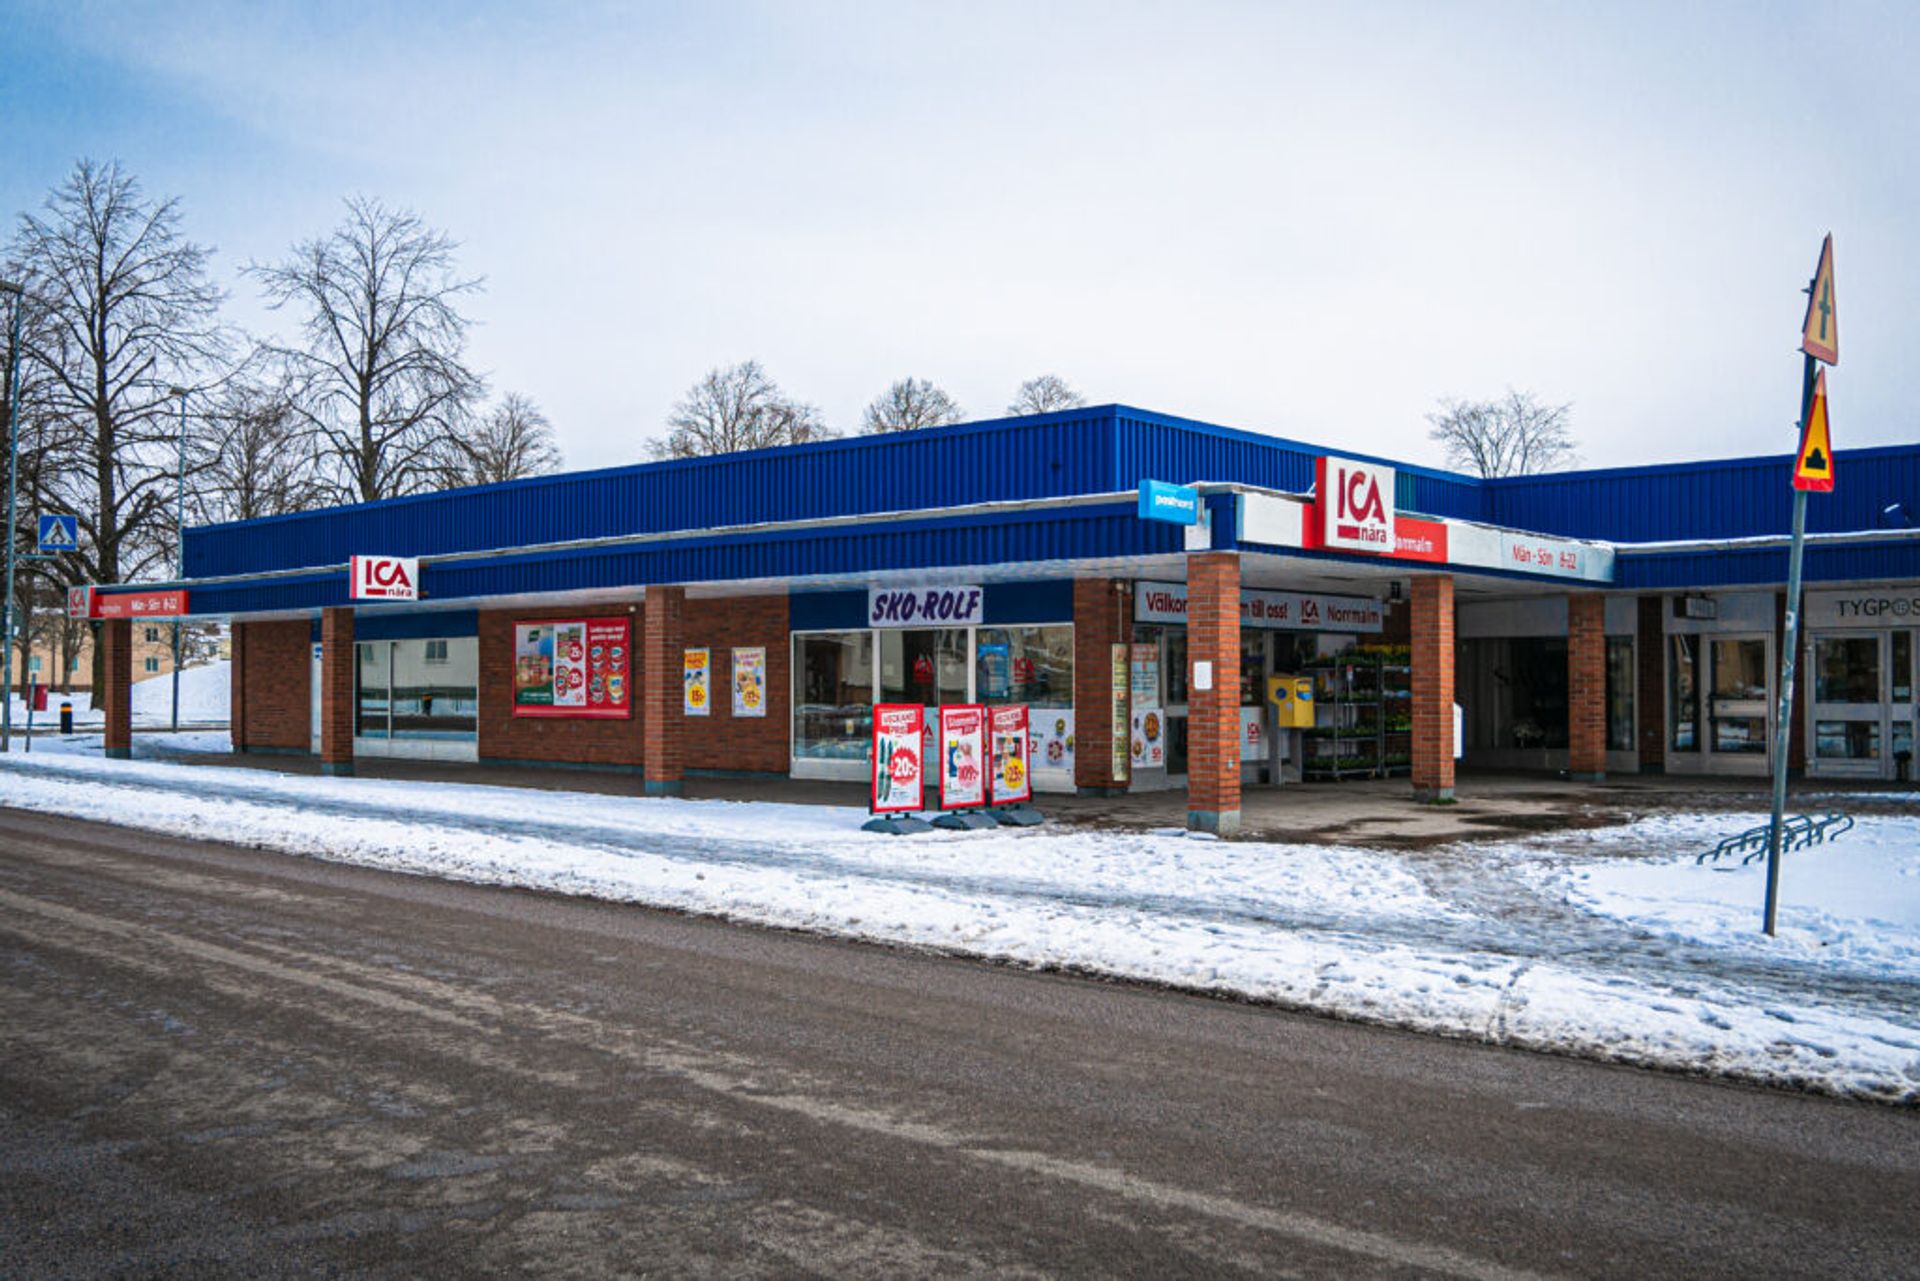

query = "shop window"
(1893, 632), (1913, 703)
(1605, 637), (1634, 751)
(1815, 720), (1880, 761)
(1814, 637), (1879, 704)
(1709, 638), (1768, 753)
(976, 626), (1073, 707)
(1668, 636), (1698, 752)
(390, 638), (477, 738)
(144, 626), (161, 643)
(356, 642), (391, 737)
(1504, 637), (1568, 749)
(880, 629), (967, 709)
(793, 631), (873, 761)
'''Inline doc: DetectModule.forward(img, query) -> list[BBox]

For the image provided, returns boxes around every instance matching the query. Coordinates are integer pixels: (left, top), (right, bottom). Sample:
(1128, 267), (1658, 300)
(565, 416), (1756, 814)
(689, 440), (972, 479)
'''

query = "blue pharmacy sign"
(36, 514), (79, 553)
(1137, 480), (1200, 526)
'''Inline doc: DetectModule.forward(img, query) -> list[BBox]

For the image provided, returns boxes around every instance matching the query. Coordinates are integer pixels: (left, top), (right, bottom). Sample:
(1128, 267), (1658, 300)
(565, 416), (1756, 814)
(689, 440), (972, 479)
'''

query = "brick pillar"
(229, 622), (248, 753)
(1073, 578), (1132, 795)
(1567, 593), (1607, 782)
(642, 585), (686, 795)
(1186, 552), (1241, 835)
(320, 607), (355, 776)
(1410, 574), (1456, 801)
(102, 618), (133, 760)
(1636, 595), (1666, 773)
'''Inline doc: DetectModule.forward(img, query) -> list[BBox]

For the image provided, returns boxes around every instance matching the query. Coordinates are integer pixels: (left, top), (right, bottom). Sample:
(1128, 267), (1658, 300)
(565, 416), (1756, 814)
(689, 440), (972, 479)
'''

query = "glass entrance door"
(1809, 633), (1885, 777)
(1707, 637), (1769, 759)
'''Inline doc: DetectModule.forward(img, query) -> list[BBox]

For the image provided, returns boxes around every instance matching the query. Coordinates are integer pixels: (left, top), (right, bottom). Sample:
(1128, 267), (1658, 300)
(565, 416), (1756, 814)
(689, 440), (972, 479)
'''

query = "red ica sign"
(351, 555), (420, 601)
(93, 589), (189, 619)
(67, 586), (92, 619)
(1315, 456), (1396, 553)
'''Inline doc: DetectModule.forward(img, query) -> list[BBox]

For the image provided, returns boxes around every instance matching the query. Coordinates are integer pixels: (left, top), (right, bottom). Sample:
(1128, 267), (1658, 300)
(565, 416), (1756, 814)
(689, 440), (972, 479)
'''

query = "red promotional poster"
(988, 704), (1032, 806)
(938, 704), (988, 809)
(512, 617), (633, 718)
(871, 704), (926, 813)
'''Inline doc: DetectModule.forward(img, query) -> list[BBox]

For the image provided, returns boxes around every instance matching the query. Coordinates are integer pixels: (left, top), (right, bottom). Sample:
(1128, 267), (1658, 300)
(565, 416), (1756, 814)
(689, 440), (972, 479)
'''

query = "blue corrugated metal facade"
(166, 404), (1919, 617)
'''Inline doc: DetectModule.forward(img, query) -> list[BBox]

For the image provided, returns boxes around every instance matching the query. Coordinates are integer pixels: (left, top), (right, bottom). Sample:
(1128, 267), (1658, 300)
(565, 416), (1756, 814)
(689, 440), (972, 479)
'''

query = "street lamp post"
(169, 386), (188, 732)
(1, 280), (24, 753)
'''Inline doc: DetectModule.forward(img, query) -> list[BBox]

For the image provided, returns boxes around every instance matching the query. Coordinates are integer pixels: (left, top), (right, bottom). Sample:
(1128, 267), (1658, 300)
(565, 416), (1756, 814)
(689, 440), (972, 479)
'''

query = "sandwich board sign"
(37, 515), (78, 553)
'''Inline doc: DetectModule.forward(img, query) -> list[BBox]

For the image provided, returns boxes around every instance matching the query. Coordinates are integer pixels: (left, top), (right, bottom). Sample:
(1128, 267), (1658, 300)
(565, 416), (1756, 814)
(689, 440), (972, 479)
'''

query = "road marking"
(0, 884), (1558, 1280)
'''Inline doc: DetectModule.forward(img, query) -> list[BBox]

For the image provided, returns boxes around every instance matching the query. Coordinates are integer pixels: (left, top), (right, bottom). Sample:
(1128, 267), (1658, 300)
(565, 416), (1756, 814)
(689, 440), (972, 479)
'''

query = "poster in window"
(870, 703), (925, 813)
(977, 642), (1011, 700)
(938, 704), (987, 809)
(989, 704), (1032, 805)
(1033, 709), (1075, 775)
(513, 618), (632, 718)
(1130, 705), (1166, 769)
(684, 647), (711, 716)
(1110, 643), (1130, 782)
(1130, 643), (1159, 708)
(731, 646), (767, 717)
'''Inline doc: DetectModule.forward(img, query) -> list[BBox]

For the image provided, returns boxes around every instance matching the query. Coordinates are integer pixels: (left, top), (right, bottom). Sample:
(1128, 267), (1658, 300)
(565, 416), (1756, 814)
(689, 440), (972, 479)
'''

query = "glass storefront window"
(1815, 719), (1880, 760)
(1711, 639), (1768, 700)
(391, 637), (478, 738)
(793, 632), (874, 761)
(880, 629), (967, 709)
(976, 626), (1073, 707)
(356, 642), (390, 737)
(1239, 634), (1266, 706)
(1668, 635), (1698, 751)
(1605, 636), (1634, 751)
(1814, 636), (1880, 704)
(1506, 637), (1569, 750)
(1893, 632), (1913, 703)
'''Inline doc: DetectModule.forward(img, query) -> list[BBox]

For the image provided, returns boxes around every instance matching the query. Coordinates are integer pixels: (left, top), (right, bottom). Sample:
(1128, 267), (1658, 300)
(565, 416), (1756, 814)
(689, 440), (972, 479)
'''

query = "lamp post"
(169, 385), (188, 732)
(1, 280), (24, 753)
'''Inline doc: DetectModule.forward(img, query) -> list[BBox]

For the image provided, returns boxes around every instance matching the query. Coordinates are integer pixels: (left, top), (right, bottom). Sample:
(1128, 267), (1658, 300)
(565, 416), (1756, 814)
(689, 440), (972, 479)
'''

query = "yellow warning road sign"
(1793, 369), (1834, 492)
(1800, 234), (1837, 365)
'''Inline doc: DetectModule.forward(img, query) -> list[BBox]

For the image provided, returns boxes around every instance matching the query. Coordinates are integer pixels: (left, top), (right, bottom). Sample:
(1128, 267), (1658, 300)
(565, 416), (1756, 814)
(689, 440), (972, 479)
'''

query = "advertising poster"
(977, 641), (1011, 700)
(1130, 705), (1166, 769)
(1110, 643), (1130, 782)
(1130, 643), (1159, 707)
(1240, 706), (1267, 762)
(513, 618), (632, 718)
(938, 704), (987, 809)
(870, 704), (925, 813)
(1033, 709), (1075, 776)
(731, 646), (767, 717)
(988, 704), (1032, 805)
(683, 648), (712, 716)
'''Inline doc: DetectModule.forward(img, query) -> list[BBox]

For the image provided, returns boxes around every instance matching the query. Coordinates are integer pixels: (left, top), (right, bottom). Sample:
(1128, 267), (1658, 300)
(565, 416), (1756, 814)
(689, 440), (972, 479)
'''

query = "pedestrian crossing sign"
(36, 514), (79, 552)
(1792, 370), (1834, 493)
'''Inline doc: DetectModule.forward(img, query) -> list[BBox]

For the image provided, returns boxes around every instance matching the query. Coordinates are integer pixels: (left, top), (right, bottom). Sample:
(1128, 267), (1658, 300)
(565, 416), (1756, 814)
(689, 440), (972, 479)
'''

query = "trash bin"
(59, 700), (73, 734)
(31, 685), (48, 713)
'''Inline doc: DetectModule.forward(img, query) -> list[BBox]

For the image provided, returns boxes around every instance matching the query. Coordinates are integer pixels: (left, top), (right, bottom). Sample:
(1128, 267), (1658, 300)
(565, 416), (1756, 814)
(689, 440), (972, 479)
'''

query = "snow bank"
(6, 661), (230, 727)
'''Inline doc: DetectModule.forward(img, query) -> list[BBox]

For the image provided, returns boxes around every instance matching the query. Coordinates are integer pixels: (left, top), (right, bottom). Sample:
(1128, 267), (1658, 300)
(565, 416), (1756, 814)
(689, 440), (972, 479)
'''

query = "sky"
(2, 0), (1915, 475)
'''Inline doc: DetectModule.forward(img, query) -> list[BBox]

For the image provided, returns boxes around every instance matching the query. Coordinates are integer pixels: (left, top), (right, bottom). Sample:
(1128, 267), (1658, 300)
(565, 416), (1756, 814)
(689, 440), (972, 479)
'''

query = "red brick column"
(229, 622), (248, 753)
(642, 585), (686, 795)
(1636, 595), (1665, 773)
(319, 607), (355, 776)
(1073, 578), (1132, 795)
(102, 618), (133, 760)
(1567, 593), (1607, 781)
(1186, 553), (1241, 834)
(1410, 574), (1456, 801)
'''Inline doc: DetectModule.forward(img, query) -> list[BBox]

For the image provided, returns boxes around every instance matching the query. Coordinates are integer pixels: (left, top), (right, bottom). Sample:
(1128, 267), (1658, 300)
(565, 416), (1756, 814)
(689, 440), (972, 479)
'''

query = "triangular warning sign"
(1800, 233), (1837, 365)
(1793, 369), (1834, 492)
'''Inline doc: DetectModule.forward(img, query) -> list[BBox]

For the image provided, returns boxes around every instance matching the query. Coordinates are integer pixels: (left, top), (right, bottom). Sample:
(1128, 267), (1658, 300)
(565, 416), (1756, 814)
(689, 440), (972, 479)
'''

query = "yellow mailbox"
(1267, 675), (1315, 728)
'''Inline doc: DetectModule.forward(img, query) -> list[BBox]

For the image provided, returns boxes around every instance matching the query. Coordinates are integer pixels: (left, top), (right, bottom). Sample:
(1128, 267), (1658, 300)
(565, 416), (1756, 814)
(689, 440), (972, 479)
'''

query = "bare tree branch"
(861, 377), (963, 434)
(651, 361), (834, 458)
(439, 391), (563, 486)
(1426, 389), (1579, 478)
(1007, 374), (1086, 416)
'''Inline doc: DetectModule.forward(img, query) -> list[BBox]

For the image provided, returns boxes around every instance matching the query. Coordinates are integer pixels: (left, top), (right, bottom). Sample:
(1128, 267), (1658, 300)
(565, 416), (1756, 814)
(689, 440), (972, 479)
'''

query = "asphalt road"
(0, 808), (1914, 1279)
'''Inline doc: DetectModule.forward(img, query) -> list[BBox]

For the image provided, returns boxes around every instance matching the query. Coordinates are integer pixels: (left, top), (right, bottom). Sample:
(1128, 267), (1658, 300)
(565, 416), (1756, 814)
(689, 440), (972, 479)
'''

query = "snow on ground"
(3, 733), (1917, 1102)
(4, 660), (230, 728)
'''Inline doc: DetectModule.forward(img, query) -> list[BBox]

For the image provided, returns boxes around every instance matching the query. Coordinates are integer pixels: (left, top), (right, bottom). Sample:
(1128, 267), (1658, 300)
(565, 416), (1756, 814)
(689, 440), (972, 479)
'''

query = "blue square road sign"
(37, 514), (78, 553)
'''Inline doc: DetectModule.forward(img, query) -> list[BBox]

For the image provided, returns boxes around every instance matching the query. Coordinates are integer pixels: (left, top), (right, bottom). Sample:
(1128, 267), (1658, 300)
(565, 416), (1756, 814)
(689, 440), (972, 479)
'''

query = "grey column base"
(1076, 785), (1128, 798)
(644, 778), (684, 797)
(320, 761), (355, 777)
(105, 746), (131, 760)
(1187, 809), (1241, 836)
(1413, 785), (1455, 803)
(1569, 771), (1606, 783)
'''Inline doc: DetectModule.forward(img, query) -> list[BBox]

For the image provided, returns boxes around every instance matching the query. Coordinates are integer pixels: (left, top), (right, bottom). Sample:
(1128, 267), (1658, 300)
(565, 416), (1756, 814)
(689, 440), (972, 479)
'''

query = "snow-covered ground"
(2, 732), (1916, 1102)
(5, 660), (230, 728)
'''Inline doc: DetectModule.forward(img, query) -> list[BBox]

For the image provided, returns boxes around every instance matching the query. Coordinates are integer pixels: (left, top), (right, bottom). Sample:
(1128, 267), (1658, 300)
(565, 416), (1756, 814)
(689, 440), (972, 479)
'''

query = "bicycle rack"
(1698, 813), (1854, 866)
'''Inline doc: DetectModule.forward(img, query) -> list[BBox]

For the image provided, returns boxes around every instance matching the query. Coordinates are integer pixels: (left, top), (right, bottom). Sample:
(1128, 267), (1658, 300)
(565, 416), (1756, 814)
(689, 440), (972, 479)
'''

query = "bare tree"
(441, 391), (563, 486)
(861, 377), (963, 434)
(249, 196), (484, 504)
(651, 361), (833, 459)
(1007, 374), (1086, 416)
(190, 374), (323, 524)
(1426, 390), (1579, 477)
(8, 159), (228, 704)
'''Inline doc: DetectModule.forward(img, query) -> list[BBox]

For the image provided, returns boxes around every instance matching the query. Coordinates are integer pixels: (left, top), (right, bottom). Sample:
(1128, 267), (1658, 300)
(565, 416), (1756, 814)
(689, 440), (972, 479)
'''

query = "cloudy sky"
(3, 0), (1914, 474)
